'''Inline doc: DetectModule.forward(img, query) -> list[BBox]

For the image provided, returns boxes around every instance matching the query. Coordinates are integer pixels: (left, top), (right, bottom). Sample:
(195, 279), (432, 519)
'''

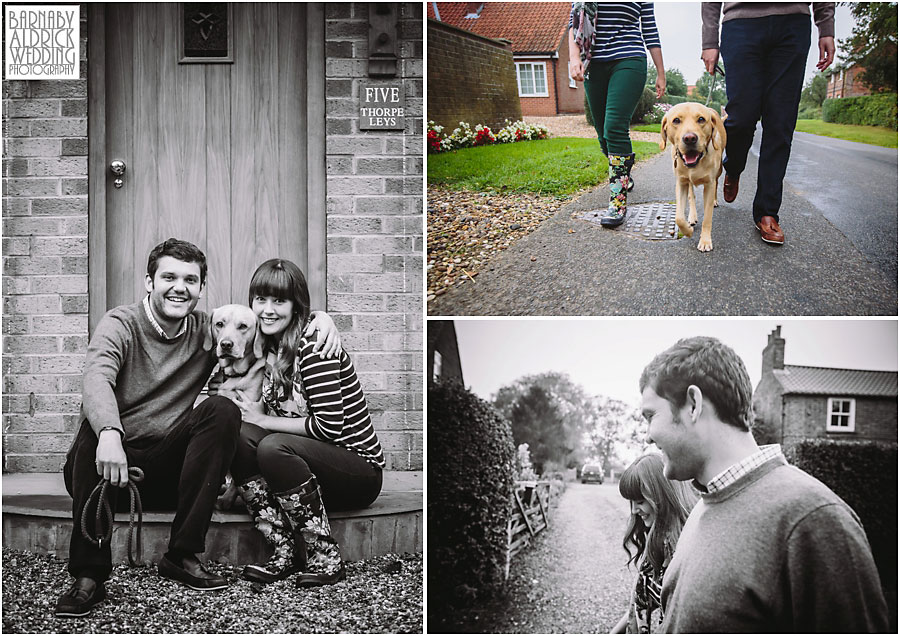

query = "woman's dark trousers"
(232, 423), (382, 511)
(63, 396), (241, 582)
(719, 14), (811, 223)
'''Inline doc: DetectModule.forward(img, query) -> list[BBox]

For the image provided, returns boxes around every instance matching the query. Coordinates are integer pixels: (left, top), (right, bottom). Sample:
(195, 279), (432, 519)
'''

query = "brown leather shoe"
(755, 216), (785, 245)
(723, 174), (739, 203)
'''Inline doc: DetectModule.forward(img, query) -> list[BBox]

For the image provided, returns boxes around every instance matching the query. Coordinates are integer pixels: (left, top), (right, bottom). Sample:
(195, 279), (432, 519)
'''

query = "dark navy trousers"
(64, 396), (240, 581)
(720, 13), (811, 222)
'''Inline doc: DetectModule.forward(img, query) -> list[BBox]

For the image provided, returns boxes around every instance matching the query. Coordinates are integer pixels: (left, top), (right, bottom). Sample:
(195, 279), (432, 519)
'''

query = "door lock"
(110, 159), (126, 188)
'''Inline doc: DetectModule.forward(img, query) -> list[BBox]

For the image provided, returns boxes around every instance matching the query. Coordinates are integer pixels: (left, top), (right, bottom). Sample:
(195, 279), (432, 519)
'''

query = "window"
(568, 61), (576, 88)
(826, 398), (856, 433)
(433, 350), (443, 382)
(516, 62), (549, 97)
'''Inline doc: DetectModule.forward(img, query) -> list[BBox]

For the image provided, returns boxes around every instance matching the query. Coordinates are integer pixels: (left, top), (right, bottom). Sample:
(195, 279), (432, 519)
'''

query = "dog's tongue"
(683, 151), (701, 166)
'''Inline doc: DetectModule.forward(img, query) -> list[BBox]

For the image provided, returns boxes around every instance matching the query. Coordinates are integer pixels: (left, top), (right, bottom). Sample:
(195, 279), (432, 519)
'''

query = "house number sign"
(359, 83), (405, 130)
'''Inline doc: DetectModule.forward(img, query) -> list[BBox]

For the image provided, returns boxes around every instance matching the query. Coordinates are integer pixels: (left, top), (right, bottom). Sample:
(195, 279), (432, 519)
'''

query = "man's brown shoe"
(755, 216), (785, 245)
(723, 174), (739, 203)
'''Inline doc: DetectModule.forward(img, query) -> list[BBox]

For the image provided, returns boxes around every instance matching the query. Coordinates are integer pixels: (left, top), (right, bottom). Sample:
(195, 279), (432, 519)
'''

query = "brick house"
(2, 3), (423, 475)
(428, 2), (583, 117)
(825, 63), (872, 99)
(427, 319), (464, 385)
(752, 327), (898, 448)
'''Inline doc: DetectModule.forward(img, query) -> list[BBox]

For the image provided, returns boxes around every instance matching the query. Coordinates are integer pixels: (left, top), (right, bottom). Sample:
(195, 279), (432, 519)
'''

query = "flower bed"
(428, 119), (549, 153)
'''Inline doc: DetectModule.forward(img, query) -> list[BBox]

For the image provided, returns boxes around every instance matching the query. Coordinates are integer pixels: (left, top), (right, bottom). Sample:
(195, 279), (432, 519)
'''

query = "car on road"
(580, 463), (604, 484)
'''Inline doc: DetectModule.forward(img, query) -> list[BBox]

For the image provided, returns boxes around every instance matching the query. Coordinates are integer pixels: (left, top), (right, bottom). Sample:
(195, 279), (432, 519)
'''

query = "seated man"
(55, 238), (340, 618)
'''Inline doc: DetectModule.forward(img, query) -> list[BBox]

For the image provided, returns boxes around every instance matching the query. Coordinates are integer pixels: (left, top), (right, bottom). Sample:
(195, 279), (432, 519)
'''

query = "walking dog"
(659, 103), (727, 252)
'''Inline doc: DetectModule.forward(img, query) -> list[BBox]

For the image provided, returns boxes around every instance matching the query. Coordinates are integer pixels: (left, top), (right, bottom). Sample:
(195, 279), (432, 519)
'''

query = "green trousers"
(584, 57), (647, 156)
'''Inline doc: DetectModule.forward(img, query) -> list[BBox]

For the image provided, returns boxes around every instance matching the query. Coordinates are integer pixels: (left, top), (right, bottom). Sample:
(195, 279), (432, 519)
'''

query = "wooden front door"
(88, 3), (325, 330)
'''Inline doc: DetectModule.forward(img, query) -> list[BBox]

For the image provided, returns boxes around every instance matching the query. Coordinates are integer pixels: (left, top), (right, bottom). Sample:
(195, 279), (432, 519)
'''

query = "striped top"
(570, 2), (661, 63)
(261, 338), (385, 468)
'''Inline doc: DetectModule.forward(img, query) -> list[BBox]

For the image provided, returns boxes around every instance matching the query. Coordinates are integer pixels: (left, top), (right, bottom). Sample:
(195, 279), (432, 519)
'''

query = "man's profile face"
(641, 385), (702, 482)
(144, 256), (203, 326)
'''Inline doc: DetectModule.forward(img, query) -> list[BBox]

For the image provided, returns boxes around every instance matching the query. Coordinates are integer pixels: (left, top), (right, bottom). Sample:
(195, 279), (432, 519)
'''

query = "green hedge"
(786, 439), (897, 630)
(427, 381), (516, 628)
(822, 94), (898, 130)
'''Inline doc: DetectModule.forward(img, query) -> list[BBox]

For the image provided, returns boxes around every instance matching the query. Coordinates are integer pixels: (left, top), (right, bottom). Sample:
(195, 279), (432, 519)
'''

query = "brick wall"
(324, 2), (423, 471)
(2, 5), (89, 472)
(2, 3), (423, 473)
(427, 18), (521, 132)
(783, 395), (897, 447)
(556, 36), (584, 114)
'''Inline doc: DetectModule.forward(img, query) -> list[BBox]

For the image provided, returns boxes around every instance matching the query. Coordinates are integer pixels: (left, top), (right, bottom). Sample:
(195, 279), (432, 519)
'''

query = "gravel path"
(443, 482), (634, 633)
(524, 114), (658, 143)
(2, 549), (422, 633)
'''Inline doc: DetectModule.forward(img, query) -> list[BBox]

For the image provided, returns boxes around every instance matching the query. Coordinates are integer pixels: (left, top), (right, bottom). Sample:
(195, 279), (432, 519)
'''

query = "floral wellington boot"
(275, 475), (346, 588)
(238, 476), (303, 583)
(601, 152), (635, 227)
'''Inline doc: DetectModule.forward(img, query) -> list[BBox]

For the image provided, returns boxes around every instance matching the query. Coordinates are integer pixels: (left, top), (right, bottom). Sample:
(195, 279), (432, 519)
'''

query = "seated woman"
(612, 453), (696, 633)
(230, 258), (384, 587)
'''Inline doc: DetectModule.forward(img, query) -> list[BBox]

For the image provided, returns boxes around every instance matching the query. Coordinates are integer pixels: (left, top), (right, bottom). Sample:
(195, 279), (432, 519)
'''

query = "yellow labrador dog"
(659, 103), (727, 252)
(203, 304), (265, 510)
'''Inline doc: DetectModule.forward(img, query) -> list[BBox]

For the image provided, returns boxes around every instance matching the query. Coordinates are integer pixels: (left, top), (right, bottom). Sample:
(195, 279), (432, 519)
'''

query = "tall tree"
(800, 73), (829, 108)
(647, 65), (688, 96)
(506, 384), (570, 474)
(583, 396), (646, 473)
(838, 2), (898, 93)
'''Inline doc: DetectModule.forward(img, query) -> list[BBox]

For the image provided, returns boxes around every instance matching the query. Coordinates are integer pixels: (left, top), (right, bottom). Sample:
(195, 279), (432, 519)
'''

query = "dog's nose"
(683, 132), (698, 145)
(220, 340), (233, 350)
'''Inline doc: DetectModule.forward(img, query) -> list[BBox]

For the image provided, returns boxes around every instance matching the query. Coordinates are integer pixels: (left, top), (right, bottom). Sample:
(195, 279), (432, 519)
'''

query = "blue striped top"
(570, 2), (662, 63)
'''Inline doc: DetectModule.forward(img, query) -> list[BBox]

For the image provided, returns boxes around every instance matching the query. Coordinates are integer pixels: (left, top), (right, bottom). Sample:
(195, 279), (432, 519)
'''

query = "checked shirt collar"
(704, 444), (784, 495)
(143, 295), (187, 340)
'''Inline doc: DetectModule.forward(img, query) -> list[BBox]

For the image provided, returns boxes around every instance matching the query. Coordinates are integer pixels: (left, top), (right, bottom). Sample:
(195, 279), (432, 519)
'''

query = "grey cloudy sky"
(651, 2), (856, 87)
(454, 319), (898, 407)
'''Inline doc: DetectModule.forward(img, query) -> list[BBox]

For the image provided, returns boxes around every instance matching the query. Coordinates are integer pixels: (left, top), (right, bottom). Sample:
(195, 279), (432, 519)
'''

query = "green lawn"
(427, 138), (662, 196)
(631, 121), (897, 148)
(794, 119), (897, 148)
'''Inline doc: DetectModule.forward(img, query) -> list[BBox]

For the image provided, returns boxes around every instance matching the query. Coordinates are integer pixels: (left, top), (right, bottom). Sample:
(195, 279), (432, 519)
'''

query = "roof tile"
(430, 2), (571, 54)
(773, 365), (898, 397)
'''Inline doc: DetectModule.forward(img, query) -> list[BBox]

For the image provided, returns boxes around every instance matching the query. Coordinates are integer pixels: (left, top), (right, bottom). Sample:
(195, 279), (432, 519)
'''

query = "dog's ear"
(202, 312), (215, 352)
(659, 114), (668, 150)
(711, 109), (727, 151)
(252, 320), (264, 359)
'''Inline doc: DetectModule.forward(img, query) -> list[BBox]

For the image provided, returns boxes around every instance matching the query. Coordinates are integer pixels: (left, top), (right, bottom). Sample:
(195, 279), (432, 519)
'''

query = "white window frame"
(826, 397), (856, 433)
(516, 61), (549, 97)
(433, 350), (443, 382)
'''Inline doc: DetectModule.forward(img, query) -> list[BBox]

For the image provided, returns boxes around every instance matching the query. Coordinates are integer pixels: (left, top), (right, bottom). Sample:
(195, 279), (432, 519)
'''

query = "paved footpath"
(467, 482), (634, 634)
(429, 139), (897, 316)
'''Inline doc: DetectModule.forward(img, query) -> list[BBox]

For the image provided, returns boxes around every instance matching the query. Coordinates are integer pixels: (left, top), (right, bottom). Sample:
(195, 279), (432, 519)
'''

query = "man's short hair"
(640, 336), (753, 431)
(147, 238), (208, 286)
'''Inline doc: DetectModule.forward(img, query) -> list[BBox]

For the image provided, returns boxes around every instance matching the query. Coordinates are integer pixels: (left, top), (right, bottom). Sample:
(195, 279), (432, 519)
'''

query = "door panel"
(103, 3), (309, 314)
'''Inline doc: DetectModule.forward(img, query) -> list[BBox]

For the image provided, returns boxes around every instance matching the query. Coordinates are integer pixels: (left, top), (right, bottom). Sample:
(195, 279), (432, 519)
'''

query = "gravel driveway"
(524, 114), (658, 143)
(440, 482), (634, 633)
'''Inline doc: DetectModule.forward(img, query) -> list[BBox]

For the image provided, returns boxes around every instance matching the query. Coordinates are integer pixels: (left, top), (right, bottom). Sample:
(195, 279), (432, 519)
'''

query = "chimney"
(762, 325), (785, 373)
(465, 2), (484, 18)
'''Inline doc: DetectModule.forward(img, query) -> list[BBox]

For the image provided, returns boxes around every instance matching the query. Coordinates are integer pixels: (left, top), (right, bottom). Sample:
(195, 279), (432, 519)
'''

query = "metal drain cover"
(581, 202), (682, 240)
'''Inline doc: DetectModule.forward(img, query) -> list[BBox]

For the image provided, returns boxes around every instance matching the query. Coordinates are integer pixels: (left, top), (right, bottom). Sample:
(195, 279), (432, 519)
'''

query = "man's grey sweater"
(702, 3), (836, 49)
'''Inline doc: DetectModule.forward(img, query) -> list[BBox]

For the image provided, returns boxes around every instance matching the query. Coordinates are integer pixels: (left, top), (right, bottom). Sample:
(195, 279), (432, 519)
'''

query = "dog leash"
(705, 63), (725, 107)
(80, 466), (145, 567)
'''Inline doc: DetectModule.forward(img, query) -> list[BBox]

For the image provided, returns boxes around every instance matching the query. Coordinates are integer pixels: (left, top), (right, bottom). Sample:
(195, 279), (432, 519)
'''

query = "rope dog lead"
(80, 466), (145, 567)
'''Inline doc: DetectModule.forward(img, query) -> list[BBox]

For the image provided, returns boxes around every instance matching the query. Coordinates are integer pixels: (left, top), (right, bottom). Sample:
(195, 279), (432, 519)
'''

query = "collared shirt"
(705, 444), (784, 494)
(142, 295), (187, 340)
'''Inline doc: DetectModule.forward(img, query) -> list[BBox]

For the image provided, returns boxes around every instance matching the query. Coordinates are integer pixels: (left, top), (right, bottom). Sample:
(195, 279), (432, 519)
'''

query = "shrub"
(427, 381), (516, 624)
(797, 104), (823, 120)
(822, 94), (898, 130)
(631, 86), (657, 124)
(643, 102), (672, 125)
(785, 439), (898, 629)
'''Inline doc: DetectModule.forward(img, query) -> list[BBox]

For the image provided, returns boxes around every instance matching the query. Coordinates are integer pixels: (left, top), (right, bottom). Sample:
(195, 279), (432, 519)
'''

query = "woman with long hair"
(612, 453), (696, 633)
(229, 258), (384, 587)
